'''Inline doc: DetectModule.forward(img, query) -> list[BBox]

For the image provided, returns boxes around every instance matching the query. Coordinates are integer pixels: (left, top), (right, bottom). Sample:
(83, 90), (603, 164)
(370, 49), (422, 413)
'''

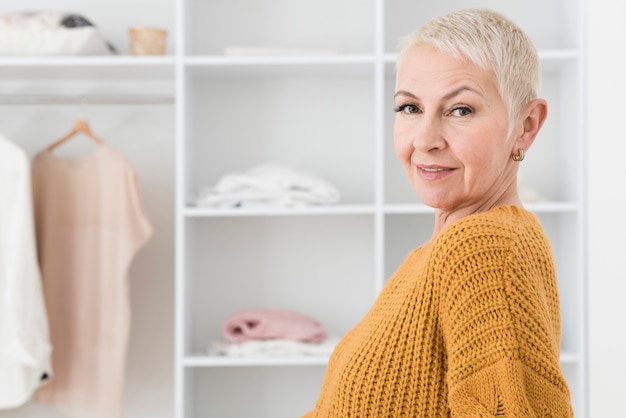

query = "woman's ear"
(515, 98), (548, 151)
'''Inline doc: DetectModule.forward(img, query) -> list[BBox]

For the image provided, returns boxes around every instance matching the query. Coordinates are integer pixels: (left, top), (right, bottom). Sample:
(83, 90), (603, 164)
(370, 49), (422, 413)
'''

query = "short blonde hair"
(397, 8), (541, 126)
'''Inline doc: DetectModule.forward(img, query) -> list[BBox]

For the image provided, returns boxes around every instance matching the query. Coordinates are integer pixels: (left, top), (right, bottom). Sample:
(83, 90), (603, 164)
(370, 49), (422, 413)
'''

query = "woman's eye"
(394, 104), (420, 114)
(450, 106), (473, 117)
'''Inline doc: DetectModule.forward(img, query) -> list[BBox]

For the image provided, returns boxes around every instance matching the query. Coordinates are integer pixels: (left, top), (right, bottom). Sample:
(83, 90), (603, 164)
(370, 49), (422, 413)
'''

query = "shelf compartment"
(183, 215), (376, 357)
(384, 213), (435, 279)
(383, 0), (582, 53)
(0, 2), (175, 56)
(183, 70), (377, 206)
(185, 366), (324, 418)
(184, 0), (375, 56)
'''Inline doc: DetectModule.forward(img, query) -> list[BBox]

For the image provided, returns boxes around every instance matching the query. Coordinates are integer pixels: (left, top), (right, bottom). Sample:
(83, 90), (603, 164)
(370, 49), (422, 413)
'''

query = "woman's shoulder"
(433, 205), (542, 253)
(429, 206), (551, 291)
(448, 204), (537, 234)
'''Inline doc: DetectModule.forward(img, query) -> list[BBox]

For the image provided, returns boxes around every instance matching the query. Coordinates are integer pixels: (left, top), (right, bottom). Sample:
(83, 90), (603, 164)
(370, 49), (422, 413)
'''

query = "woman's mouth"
(417, 165), (454, 180)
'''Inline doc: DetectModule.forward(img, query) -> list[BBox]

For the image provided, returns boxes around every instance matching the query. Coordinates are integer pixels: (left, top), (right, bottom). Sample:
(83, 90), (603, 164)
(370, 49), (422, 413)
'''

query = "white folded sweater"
(194, 164), (341, 208)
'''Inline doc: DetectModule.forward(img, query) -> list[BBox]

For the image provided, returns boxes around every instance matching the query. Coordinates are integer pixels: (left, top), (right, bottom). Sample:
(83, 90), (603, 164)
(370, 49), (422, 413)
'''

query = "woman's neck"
(430, 186), (522, 239)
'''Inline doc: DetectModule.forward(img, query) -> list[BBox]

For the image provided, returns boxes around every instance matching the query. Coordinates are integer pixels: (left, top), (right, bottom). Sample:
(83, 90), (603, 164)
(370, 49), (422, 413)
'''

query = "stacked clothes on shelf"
(207, 308), (338, 357)
(194, 163), (341, 209)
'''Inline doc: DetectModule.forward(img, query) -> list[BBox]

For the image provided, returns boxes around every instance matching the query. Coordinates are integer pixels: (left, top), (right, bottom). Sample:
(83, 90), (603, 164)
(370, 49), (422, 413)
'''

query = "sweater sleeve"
(438, 234), (572, 417)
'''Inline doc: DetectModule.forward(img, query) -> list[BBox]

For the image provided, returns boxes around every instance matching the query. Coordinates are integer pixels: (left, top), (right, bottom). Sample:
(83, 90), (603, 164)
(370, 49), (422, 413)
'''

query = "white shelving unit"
(176, 1), (586, 417)
(0, 1), (586, 417)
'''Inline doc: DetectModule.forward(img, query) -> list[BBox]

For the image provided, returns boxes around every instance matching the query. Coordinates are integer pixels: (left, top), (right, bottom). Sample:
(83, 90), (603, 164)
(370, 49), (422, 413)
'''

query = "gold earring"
(511, 148), (525, 162)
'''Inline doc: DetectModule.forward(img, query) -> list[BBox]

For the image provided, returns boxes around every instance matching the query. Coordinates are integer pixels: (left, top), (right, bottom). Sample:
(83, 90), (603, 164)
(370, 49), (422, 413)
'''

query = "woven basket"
(129, 27), (167, 55)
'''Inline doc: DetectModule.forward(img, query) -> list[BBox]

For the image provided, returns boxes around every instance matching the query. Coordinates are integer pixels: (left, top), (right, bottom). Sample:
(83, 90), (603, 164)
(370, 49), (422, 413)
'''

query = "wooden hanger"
(47, 117), (104, 151)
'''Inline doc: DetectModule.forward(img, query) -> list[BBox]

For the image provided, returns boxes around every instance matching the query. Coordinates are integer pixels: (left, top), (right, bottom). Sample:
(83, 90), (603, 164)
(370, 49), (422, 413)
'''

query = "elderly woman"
(302, 8), (573, 417)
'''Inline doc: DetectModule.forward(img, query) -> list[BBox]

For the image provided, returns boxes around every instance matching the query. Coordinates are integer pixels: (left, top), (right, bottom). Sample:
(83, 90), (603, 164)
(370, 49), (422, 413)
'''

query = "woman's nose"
(411, 117), (445, 152)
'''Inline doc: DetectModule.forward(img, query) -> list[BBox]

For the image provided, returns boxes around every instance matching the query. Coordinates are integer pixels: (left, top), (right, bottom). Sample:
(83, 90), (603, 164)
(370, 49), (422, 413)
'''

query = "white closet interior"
(0, 1), (586, 417)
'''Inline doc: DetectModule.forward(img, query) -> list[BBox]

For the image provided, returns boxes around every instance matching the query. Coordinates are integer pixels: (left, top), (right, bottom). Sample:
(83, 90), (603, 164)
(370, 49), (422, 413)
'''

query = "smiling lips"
(417, 165), (455, 181)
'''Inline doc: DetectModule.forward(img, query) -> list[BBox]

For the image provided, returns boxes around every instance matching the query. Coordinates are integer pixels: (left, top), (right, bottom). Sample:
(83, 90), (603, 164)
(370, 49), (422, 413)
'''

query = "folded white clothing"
(194, 163), (341, 208)
(0, 12), (115, 56)
(207, 337), (340, 358)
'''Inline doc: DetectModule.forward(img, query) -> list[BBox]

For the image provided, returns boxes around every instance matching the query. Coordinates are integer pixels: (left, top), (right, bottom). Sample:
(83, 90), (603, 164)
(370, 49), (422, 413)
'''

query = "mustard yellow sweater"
(303, 206), (573, 417)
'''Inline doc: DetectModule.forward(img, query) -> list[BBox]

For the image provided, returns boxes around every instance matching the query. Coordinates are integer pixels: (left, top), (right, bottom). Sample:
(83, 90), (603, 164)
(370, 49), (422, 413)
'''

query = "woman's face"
(394, 44), (518, 214)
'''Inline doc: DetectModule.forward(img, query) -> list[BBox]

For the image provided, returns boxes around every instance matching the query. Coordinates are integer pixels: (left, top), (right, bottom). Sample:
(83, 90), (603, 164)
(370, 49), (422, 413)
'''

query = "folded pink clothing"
(222, 308), (328, 343)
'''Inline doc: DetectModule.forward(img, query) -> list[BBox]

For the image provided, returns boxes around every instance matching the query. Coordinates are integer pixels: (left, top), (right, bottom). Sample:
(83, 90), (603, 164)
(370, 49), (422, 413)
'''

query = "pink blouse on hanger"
(31, 143), (153, 418)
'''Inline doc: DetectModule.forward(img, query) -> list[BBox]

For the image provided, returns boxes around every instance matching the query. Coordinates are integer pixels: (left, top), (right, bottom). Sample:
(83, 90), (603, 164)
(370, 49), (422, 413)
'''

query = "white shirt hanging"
(0, 133), (52, 409)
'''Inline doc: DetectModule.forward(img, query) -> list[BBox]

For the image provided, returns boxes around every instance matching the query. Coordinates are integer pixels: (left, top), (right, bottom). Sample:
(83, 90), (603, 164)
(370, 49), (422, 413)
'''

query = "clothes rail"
(0, 94), (175, 105)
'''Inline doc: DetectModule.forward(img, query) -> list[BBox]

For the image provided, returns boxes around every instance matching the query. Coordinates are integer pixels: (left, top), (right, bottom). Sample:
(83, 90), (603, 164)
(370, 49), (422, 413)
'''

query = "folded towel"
(194, 163), (341, 208)
(207, 337), (340, 357)
(222, 308), (327, 343)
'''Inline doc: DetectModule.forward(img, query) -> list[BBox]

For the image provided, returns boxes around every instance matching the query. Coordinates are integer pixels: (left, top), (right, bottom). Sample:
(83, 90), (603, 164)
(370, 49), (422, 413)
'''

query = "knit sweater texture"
(303, 205), (573, 417)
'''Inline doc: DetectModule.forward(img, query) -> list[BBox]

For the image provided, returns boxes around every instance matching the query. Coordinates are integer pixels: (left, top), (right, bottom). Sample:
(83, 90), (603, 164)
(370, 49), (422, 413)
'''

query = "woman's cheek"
(394, 122), (410, 150)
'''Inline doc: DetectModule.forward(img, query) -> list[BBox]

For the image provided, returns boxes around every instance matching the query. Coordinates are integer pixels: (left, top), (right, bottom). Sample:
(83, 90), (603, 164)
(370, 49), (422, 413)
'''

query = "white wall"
(586, 1), (626, 415)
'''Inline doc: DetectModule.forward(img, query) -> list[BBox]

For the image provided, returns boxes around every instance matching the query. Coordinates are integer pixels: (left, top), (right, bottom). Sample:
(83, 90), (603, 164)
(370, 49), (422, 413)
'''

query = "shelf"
(0, 49), (578, 80)
(0, 94), (175, 106)
(183, 202), (578, 218)
(383, 49), (580, 73)
(560, 352), (581, 364)
(384, 202), (579, 214)
(185, 54), (376, 66)
(183, 352), (579, 368)
(183, 204), (376, 217)
(183, 355), (329, 368)
(0, 56), (176, 79)
(184, 0), (374, 56)
(184, 54), (377, 78)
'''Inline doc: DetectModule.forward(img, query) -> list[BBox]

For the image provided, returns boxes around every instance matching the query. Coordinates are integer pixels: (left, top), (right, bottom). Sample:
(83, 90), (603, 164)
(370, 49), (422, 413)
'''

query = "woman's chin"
(415, 192), (451, 210)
